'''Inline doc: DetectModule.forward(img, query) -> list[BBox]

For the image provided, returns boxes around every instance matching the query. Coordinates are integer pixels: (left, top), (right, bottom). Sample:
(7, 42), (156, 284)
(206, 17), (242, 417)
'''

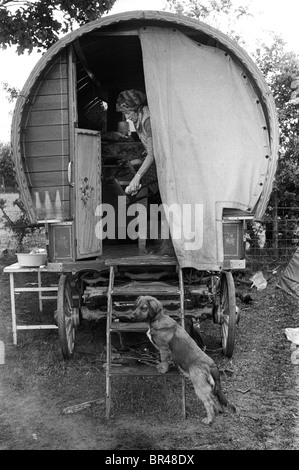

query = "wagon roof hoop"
(11, 10), (279, 222)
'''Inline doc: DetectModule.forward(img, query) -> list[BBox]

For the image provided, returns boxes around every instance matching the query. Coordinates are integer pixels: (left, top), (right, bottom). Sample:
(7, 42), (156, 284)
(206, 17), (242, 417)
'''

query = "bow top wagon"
(10, 11), (279, 361)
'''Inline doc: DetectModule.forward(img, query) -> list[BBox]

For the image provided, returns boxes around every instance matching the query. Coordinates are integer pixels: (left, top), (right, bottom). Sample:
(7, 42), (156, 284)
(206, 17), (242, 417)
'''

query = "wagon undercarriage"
(53, 248), (238, 362)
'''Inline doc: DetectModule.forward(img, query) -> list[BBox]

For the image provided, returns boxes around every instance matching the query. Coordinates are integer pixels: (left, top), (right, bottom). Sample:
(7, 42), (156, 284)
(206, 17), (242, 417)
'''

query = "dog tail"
(210, 365), (236, 413)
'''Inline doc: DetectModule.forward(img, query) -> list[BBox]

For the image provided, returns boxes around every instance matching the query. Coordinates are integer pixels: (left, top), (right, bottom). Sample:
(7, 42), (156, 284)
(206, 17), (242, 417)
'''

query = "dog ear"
(148, 297), (163, 319)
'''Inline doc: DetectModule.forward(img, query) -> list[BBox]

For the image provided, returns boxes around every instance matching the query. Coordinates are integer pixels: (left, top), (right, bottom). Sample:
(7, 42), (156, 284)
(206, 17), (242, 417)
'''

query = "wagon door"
(74, 128), (102, 259)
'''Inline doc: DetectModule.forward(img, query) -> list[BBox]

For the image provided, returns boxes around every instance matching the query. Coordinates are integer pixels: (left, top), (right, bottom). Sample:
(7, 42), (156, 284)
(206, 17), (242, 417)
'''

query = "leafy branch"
(1, 81), (20, 102)
(0, 0), (117, 54)
(0, 197), (41, 251)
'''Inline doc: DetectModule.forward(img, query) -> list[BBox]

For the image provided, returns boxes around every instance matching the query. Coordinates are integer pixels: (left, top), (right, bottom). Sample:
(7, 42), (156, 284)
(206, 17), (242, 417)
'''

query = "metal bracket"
(47, 262), (63, 272)
(230, 259), (246, 270)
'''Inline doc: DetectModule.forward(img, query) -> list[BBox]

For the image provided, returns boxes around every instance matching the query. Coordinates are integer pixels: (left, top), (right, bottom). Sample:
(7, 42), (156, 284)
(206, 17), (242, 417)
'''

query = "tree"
(0, 0), (117, 54)
(164, 0), (252, 43)
(254, 35), (299, 210)
(0, 142), (17, 189)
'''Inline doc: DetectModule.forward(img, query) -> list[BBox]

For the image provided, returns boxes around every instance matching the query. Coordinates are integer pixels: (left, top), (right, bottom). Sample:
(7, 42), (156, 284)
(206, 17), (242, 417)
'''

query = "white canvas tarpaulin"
(139, 27), (271, 270)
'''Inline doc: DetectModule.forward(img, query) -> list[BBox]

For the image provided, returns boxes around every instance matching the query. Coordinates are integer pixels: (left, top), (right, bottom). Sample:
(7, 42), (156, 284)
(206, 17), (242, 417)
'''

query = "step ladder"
(105, 255), (186, 419)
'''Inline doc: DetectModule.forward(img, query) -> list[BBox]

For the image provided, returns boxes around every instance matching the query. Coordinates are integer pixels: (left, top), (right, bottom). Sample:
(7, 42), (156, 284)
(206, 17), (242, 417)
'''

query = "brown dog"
(130, 295), (236, 424)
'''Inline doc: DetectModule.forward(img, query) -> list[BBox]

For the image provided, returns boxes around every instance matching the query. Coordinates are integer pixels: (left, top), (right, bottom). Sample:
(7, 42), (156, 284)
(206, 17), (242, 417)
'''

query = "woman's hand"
(125, 173), (141, 195)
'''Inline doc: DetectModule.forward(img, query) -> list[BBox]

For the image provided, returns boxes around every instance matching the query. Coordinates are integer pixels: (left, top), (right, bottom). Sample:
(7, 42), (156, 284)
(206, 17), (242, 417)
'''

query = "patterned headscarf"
(116, 89), (147, 114)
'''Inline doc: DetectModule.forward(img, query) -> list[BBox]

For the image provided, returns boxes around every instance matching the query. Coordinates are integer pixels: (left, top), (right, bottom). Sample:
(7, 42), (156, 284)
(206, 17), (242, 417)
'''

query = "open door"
(74, 128), (102, 259)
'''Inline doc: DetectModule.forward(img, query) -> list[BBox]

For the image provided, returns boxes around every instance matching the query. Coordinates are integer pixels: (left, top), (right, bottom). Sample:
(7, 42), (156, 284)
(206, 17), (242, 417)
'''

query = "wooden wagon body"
(9, 11), (279, 364)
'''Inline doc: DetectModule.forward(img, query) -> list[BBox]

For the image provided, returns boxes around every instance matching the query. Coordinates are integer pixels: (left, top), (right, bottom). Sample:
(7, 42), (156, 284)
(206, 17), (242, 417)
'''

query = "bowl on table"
(16, 252), (47, 267)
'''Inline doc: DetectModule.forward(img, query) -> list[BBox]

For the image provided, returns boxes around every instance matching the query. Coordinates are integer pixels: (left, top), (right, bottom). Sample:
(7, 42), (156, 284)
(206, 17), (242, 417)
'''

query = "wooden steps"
(105, 256), (186, 418)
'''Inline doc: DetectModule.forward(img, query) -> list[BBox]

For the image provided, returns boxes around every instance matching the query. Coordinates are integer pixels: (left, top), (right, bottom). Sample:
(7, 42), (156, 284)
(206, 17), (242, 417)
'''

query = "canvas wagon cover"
(140, 27), (272, 269)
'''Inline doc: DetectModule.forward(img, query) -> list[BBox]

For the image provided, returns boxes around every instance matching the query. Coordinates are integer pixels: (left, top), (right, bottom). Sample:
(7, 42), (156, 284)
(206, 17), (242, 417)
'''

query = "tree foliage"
(165, 0), (251, 19)
(0, 142), (17, 189)
(1, 81), (19, 101)
(164, 0), (252, 43)
(0, 0), (117, 53)
(254, 36), (299, 210)
(0, 196), (42, 250)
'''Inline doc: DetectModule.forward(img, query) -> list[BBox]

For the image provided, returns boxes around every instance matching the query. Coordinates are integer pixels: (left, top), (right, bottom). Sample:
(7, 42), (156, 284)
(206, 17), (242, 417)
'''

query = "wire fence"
(246, 207), (299, 264)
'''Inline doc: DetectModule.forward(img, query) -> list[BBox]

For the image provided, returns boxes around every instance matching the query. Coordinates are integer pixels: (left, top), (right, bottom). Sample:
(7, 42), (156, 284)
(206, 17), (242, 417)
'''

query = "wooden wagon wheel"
(212, 271), (236, 358)
(219, 271), (236, 358)
(56, 274), (79, 359)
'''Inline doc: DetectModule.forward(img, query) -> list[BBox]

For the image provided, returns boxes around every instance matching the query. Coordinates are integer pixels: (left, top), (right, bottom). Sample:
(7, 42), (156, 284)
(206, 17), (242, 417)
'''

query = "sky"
(0, 0), (299, 143)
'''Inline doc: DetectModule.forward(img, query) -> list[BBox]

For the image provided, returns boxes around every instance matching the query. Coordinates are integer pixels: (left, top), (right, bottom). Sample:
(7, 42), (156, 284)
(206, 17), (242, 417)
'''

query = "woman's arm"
(133, 146), (154, 177)
(125, 150), (154, 194)
(126, 117), (155, 194)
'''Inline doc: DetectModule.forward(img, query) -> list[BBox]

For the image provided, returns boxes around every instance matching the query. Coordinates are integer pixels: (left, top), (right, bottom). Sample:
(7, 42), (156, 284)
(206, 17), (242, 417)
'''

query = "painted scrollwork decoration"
(79, 176), (94, 206)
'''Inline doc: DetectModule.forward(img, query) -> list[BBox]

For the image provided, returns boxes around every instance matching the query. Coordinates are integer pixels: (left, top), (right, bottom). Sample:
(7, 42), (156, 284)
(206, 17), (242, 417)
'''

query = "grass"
(1, 254), (298, 449)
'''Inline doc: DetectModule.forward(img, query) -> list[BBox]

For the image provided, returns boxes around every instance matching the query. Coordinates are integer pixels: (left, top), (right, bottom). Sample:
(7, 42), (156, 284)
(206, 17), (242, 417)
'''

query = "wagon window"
(77, 92), (108, 132)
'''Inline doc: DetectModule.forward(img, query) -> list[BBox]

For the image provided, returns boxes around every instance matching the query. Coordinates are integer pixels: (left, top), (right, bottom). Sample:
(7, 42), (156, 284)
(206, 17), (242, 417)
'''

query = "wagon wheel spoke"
(65, 315), (74, 352)
(221, 313), (230, 348)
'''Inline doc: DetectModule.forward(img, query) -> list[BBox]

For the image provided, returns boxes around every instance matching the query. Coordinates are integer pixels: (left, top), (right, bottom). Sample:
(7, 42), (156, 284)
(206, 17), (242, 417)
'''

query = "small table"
(3, 263), (59, 345)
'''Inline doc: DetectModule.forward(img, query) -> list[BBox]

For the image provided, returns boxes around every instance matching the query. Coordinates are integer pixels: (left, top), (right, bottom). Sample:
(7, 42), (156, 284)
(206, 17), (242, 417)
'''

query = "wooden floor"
(58, 244), (177, 273)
